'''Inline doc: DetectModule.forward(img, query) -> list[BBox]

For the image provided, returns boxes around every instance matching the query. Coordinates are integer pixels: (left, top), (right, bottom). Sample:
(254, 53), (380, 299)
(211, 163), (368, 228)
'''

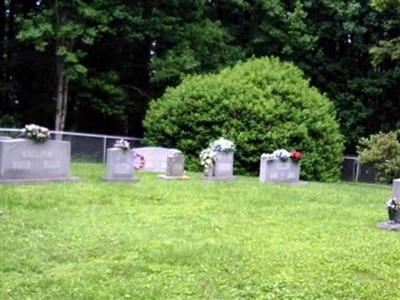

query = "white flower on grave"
(200, 148), (216, 168)
(210, 137), (236, 153)
(262, 153), (276, 161)
(114, 139), (130, 151)
(273, 149), (291, 161)
(386, 197), (400, 210)
(22, 124), (50, 142)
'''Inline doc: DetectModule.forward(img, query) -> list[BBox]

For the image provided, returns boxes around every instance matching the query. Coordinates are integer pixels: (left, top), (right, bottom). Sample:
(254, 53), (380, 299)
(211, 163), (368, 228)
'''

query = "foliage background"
(1, 0), (399, 151)
(144, 57), (344, 181)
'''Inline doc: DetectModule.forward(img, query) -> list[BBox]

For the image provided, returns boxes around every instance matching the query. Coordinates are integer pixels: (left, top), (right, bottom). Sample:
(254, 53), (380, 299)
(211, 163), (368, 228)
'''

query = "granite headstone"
(392, 178), (400, 199)
(377, 178), (400, 231)
(204, 152), (234, 180)
(158, 151), (189, 180)
(259, 154), (302, 184)
(0, 138), (76, 183)
(104, 148), (137, 182)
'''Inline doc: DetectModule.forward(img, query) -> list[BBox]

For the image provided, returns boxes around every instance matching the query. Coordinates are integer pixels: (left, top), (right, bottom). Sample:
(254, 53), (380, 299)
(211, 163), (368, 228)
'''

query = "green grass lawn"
(1, 163), (399, 299)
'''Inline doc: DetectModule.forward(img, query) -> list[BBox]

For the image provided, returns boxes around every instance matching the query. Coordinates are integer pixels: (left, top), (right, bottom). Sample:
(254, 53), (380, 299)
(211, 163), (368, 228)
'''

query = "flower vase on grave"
(204, 166), (214, 178)
(200, 138), (236, 180)
(388, 208), (400, 223)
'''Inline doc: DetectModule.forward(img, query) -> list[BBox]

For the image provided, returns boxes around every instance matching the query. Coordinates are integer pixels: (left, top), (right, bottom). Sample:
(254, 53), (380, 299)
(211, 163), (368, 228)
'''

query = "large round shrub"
(144, 57), (344, 181)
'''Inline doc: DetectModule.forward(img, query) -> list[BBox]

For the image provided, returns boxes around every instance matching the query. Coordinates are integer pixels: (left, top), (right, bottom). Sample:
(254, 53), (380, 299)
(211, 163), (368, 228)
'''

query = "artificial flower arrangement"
(200, 148), (217, 169)
(114, 139), (130, 151)
(386, 196), (400, 223)
(209, 137), (236, 153)
(200, 137), (236, 168)
(22, 124), (50, 142)
(264, 149), (303, 162)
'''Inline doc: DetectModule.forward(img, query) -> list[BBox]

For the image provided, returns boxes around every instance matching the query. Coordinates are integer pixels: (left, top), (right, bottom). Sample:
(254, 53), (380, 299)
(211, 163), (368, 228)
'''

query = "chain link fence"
(341, 155), (378, 183)
(0, 128), (143, 163)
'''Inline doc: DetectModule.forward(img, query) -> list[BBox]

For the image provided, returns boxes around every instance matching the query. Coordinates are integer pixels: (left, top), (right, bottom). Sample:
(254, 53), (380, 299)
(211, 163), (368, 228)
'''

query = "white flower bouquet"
(114, 139), (130, 151)
(200, 148), (216, 169)
(273, 149), (291, 161)
(210, 137), (236, 153)
(22, 124), (50, 142)
(263, 149), (303, 162)
(386, 197), (400, 211)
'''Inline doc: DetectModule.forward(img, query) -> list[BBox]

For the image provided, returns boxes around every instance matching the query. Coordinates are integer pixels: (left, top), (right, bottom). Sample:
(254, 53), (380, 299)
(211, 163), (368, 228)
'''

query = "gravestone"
(393, 179), (400, 199)
(377, 178), (400, 231)
(0, 138), (77, 183)
(104, 148), (138, 182)
(259, 154), (302, 184)
(133, 147), (179, 172)
(158, 151), (189, 180)
(204, 152), (234, 180)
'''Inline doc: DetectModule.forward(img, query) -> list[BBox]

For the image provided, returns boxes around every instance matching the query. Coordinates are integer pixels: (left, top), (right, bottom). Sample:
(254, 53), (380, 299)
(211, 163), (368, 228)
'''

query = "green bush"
(357, 130), (400, 182)
(144, 57), (344, 181)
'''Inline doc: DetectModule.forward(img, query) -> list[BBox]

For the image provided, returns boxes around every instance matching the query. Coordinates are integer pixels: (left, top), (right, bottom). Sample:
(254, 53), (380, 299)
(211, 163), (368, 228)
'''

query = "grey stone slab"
(104, 148), (138, 182)
(392, 178), (400, 199)
(377, 221), (400, 232)
(166, 152), (185, 177)
(259, 155), (302, 184)
(0, 136), (12, 140)
(203, 152), (234, 180)
(159, 151), (189, 180)
(0, 138), (76, 183)
(133, 147), (179, 172)
(158, 174), (189, 180)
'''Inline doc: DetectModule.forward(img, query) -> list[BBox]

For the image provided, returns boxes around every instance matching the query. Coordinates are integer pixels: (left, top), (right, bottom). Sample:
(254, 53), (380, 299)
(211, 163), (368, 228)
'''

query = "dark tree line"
(1, 0), (399, 151)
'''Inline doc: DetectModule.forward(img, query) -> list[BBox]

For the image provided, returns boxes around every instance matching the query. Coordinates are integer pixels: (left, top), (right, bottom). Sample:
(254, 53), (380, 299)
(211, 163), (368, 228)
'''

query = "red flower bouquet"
(290, 151), (303, 161)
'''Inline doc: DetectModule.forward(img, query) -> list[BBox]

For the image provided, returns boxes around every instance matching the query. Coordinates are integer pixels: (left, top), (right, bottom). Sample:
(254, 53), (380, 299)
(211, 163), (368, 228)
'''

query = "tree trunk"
(54, 0), (68, 138)
(54, 54), (68, 138)
(60, 76), (69, 130)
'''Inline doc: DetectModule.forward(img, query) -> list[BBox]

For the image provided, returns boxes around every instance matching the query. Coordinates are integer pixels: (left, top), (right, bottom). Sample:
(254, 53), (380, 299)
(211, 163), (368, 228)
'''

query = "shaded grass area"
(1, 163), (399, 299)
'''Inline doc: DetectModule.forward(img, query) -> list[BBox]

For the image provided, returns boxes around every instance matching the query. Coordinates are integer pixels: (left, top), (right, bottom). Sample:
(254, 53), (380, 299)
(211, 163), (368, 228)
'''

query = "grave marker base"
(377, 221), (400, 232)
(158, 175), (189, 180)
(261, 180), (307, 185)
(202, 176), (235, 181)
(0, 176), (79, 185)
(103, 176), (139, 182)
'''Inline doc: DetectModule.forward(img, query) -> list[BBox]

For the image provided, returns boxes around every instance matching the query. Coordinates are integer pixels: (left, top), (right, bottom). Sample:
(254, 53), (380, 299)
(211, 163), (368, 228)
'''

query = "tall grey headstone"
(204, 152), (234, 180)
(377, 178), (400, 231)
(133, 147), (179, 172)
(0, 138), (77, 184)
(393, 179), (400, 199)
(158, 151), (189, 180)
(104, 148), (137, 182)
(259, 154), (302, 184)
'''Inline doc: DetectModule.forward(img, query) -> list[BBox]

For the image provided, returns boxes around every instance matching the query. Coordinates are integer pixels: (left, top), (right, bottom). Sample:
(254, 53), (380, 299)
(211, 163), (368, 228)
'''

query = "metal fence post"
(103, 136), (107, 164)
(355, 158), (360, 182)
